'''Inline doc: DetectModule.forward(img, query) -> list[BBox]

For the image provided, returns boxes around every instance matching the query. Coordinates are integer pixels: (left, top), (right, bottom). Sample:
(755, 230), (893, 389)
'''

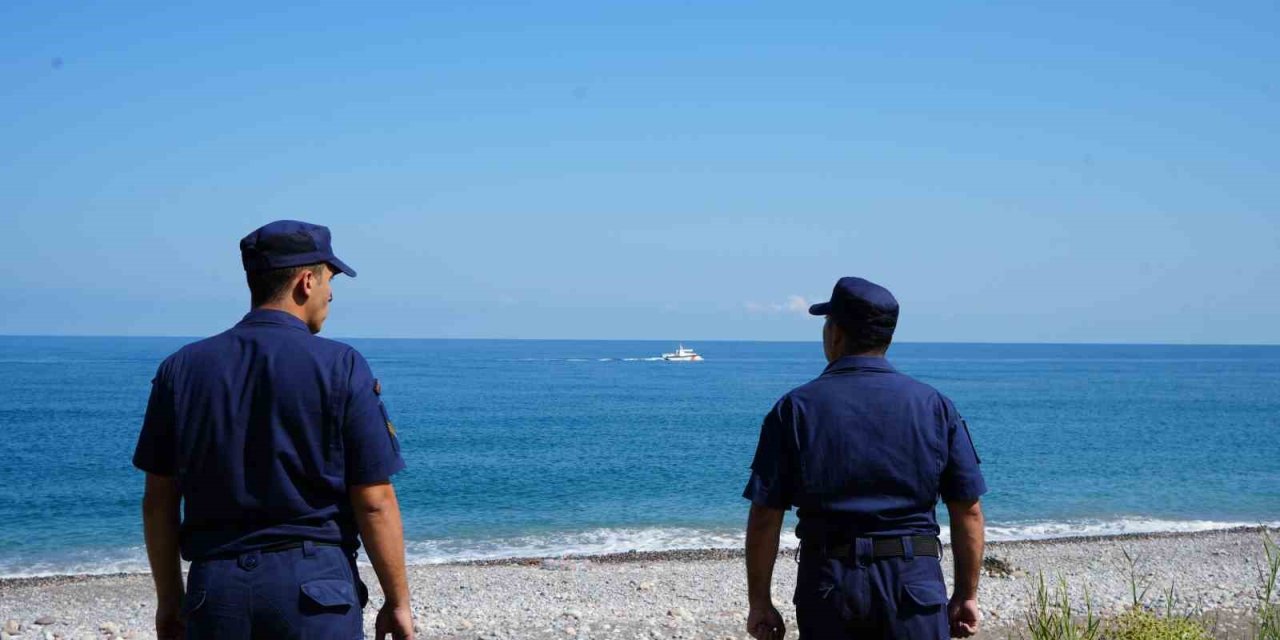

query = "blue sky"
(2, 2), (1277, 342)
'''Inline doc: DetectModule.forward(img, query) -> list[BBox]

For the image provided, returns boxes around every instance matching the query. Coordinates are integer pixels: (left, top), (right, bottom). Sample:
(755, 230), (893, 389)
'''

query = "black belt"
(255, 541), (344, 554)
(805, 535), (941, 559)
(200, 541), (347, 563)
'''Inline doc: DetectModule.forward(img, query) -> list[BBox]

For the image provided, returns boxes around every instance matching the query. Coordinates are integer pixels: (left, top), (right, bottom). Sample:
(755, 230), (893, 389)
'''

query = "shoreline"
(2, 524), (1273, 587)
(3, 526), (1276, 639)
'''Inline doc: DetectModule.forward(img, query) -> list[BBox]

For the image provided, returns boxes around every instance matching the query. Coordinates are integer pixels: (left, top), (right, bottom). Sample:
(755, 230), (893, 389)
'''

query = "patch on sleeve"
(374, 379), (382, 396)
(961, 418), (981, 464)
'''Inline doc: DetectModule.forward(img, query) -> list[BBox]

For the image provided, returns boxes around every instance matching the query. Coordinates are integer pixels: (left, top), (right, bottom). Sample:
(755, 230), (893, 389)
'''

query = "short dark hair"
(246, 263), (325, 307)
(839, 326), (892, 356)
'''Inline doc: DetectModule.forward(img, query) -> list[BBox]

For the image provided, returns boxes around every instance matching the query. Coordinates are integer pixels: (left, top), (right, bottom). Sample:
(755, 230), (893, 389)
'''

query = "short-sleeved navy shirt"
(743, 355), (986, 540)
(133, 309), (405, 561)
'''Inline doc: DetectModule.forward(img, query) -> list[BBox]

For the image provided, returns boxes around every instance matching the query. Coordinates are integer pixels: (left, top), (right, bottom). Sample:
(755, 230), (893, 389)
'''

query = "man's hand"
(946, 499), (985, 638)
(142, 474), (185, 640)
(374, 603), (414, 640)
(154, 599), (185, 640)
(352, 482), (412, 639)
(746, 603), (786, 639)
(745, 504), (786, 639)
(948, 596), (980, 638)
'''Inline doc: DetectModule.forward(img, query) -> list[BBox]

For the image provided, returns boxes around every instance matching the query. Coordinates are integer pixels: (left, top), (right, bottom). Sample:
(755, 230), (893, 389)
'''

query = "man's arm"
(142, 473), (184, 640)
(946, 498), (985, 638)
(745, 503), (786, 639)
(350, 481), (413, 640)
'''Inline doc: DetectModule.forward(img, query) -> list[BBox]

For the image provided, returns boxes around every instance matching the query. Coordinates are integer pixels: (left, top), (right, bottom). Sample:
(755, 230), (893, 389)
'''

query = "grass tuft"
(1019, 535), (1280, 639)
(1258, 531), (1280, 640)
(1021, 546), (1227, 640)
(1023, 571), (1102, 640)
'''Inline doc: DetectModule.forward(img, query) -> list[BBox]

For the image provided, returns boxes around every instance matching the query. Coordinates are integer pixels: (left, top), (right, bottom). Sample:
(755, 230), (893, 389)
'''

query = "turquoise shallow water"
(0, 338), (1277, 576)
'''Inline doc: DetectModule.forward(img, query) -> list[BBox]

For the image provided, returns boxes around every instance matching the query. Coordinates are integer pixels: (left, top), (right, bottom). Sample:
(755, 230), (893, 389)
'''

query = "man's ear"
(298, 268), (316, 298)
(828, 320), (847, 353)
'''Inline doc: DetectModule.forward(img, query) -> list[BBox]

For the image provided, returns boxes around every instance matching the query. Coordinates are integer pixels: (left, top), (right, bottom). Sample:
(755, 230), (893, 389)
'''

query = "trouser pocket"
(894, 579), (950, 640)
(794, 555), (867, 637)
(184, 560), (252, 639)
(182, 589), (207, 617)
(275, 546), (365, 639)
(300, 578), (359, 613)
(900, 581), (948, 610)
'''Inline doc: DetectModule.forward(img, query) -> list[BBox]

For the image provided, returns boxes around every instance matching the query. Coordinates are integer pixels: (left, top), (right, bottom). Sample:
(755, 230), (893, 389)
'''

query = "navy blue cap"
(239, 220), (357, 277)
(809, 277), (898, 338)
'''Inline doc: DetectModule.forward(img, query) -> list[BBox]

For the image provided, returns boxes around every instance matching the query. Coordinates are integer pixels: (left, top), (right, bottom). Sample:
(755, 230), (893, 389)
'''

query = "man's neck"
(253, 303), (309, 327)
(826, 350), (887, 365)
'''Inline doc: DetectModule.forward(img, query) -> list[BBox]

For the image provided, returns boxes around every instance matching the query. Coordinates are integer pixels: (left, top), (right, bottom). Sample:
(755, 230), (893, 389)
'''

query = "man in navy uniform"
(134, 220), (414, 639)
(743, 277), (987, 639)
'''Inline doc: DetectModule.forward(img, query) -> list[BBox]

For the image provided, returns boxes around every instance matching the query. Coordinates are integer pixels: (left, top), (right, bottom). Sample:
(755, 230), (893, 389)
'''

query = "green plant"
(1258, 531), (1280, 640)
(1105, 608), (1213, 640)
(1114, 551), (1213, 639)
(1023, 571), (1102, 640)
(1121, 548), (1152, 609)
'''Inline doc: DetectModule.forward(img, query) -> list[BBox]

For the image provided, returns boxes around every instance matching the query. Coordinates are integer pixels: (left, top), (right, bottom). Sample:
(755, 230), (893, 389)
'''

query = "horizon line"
(1, 334), (1278, 348)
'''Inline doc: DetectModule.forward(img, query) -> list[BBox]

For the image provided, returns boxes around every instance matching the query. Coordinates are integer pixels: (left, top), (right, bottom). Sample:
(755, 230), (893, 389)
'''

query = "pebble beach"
(2, 527), (1276, 640)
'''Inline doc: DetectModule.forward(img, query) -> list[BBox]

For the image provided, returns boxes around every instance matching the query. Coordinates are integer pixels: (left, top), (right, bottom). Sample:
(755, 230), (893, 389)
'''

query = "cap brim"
(808, 301), (831, 316)
(327, 257), (357, 278)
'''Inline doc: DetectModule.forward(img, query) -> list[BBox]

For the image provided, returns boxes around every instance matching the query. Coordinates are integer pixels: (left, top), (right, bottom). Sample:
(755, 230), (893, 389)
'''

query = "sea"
(1, 338), (1277, 578)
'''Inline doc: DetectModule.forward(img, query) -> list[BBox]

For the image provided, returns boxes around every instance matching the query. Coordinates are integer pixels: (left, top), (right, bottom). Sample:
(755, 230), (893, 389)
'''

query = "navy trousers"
(794, 539), (950, 639)
(183, 542), (367, 639)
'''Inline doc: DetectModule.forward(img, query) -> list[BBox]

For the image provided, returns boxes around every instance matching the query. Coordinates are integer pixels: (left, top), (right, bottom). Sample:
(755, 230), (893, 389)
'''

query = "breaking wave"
(3, 518), (1275, 578)
(969, 516), (1280, 544)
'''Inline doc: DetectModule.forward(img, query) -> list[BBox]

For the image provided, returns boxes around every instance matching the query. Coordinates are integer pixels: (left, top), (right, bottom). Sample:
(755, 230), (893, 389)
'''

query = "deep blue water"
(1, 338), (1277, 576)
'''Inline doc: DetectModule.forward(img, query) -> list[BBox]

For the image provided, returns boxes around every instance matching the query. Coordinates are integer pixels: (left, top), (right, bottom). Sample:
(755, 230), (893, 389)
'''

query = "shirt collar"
(821, 355), (897, 376)
(237, 308), (311, 333)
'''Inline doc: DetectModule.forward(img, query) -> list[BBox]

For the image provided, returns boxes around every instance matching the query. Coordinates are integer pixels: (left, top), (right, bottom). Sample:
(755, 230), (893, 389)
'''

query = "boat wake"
(507, 357), (666, 363)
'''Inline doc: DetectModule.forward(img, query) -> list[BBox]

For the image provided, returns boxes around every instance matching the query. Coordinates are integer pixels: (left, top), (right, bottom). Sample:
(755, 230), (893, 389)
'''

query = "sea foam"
(2, 517), (1276, 578)
(396, 517), (1278, 566)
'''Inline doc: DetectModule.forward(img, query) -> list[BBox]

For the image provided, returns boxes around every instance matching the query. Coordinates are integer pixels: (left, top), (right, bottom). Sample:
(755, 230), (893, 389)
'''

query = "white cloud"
(745, 295), (811, 315)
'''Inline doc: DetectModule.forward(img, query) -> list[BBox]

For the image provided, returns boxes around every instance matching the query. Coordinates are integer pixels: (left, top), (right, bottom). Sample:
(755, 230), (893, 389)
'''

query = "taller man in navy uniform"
(134, 221), (414, 639)
(743, 277), (987, 639)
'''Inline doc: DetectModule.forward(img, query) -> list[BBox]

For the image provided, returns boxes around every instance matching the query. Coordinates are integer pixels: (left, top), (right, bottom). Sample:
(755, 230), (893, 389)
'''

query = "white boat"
(661, 344), (703, 362)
